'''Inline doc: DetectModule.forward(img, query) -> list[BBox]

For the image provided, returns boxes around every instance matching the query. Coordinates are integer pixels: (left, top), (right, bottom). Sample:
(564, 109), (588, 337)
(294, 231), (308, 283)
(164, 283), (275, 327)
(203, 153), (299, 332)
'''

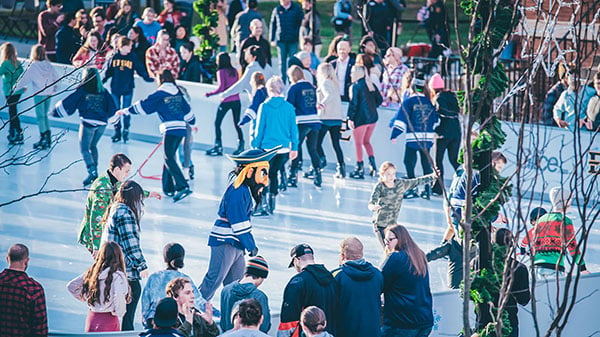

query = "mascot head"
(228, 147), (281, 206)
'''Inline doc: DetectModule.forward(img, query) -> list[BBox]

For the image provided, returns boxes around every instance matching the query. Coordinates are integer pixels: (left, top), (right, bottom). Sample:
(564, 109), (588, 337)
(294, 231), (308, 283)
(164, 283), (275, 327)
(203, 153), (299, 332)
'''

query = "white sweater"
(15, 60), (59, 97)
(317, 78), (343, 121)
(67, 268), (129, 317)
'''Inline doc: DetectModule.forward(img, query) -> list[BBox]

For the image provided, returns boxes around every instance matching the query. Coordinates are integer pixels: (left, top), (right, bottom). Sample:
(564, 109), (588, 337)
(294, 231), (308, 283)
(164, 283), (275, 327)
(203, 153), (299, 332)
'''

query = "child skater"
(368, 161), (436, 248)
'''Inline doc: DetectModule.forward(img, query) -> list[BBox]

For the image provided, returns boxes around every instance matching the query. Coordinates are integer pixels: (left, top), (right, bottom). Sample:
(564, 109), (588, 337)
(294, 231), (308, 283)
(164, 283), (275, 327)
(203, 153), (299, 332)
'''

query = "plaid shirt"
(0, 269), (48, 337)
(103, 203), (148, 280)
(381, 64), (409, 104)
(145, 45), (180, 79)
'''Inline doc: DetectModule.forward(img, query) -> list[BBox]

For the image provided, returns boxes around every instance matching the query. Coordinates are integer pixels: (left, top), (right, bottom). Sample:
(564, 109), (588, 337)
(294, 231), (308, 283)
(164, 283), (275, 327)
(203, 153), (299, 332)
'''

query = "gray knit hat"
(549, 187), (572, 210)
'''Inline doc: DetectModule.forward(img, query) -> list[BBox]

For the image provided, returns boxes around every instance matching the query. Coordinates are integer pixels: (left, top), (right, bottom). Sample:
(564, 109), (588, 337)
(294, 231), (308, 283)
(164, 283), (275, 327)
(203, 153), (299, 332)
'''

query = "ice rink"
(0, 121), (598, 334)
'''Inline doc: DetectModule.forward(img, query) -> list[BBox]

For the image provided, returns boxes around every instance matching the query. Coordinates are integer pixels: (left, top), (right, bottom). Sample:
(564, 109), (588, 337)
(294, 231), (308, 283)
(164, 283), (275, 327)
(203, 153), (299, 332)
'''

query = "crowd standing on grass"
(0, 0), (598, 336)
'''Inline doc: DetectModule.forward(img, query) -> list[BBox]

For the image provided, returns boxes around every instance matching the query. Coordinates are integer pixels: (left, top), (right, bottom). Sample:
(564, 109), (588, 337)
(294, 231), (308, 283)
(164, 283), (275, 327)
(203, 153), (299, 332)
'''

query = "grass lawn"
(254, 0), (470, 57)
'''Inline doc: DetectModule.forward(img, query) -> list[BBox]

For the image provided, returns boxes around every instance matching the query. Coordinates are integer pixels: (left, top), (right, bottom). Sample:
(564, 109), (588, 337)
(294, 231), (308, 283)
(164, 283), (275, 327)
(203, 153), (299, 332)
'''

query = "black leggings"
(291, 125), (320, 171)
(433, 136), (460, 193)
(163, 134), (188, 193)
(269, 153), (289, 195)
(122, 279), (141, 331)
(404, 146), (433, 178)
(6, 94), (21, 132)
(316, 124), (345, 164)
(214, 100), (242, 143)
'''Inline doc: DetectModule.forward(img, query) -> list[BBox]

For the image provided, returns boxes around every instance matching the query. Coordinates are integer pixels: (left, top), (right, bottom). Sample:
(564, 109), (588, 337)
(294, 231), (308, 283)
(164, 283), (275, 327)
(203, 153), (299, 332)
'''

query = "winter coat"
(433, 90), (461, 140)
(252, 96), (299, 151)
(332, 259), (383, 337)
(317, 78), (343, 121)
(66, 268), (129, 317)
(300, 8), (321, 45)
(78, 172), (119, 252)
(52, 87), (117, 127)
(426, 238), (462, 289)
(287, 80), (320, 128)
(0, 60), (24, 97)
(269, 2), (303, 43)
(15, 60), (58, 96)
(179, 55), (203, 83)
(330, 56), (355, 101)
(55, 25), (80, 64)
(278, 264), (338, 336)
(381, 251), (433, 330)
(104, 51), (153, 96)
(175, 312), (219, 337)
(347, 78), (382, 128)
(220, 281), (271, 333)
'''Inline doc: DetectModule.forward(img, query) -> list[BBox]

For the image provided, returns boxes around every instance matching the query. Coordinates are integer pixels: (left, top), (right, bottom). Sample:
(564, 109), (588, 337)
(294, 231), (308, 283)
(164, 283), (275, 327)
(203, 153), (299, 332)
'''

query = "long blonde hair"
(0, 43), (18, 66)
(30, 44), (47, 62)
(316, 62), (338, 88)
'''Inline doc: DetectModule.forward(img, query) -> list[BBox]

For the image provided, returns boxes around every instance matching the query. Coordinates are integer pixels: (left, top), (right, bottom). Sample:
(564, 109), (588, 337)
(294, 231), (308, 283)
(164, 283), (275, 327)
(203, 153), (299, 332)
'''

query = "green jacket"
(78, 173), (119, 252)
(0, 59), (24, 97)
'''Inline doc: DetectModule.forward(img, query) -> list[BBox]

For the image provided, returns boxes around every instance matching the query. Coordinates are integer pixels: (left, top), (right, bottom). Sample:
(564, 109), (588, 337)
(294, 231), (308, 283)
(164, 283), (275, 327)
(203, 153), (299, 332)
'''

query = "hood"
(303, 264), (334, 286)
(231, 281), (258, 297)
(264, 96), (288, 109)
(341, 259), (377, 281)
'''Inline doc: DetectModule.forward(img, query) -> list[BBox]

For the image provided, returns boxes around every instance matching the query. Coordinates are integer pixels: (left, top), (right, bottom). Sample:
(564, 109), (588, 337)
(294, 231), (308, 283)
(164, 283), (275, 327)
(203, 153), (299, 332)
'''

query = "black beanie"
(163, 243), (185, 269)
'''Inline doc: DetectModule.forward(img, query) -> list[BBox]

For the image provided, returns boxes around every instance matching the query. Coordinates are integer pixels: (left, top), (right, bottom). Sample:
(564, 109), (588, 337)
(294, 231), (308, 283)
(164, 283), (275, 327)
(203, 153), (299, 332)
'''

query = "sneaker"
(173, 188), (192, 202)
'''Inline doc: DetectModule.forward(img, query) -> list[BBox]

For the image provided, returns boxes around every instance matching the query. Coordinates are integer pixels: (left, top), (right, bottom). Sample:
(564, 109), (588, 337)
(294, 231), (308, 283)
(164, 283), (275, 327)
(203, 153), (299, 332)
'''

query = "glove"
(249, 247), (259, 257)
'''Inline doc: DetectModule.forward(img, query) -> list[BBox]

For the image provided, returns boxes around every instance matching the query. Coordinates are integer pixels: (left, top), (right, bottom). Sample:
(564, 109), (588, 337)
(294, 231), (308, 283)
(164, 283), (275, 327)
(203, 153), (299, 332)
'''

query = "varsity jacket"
(533, 212), (587, 272)
(52, 87), (117, 127)
(390, 92), (439, 149)
(286, 80), (320, 128)
(104, 51), (153, 96)
(127, 83), (195, 137)
(239, 87), (268, 127)
(208, 183), (257, 253)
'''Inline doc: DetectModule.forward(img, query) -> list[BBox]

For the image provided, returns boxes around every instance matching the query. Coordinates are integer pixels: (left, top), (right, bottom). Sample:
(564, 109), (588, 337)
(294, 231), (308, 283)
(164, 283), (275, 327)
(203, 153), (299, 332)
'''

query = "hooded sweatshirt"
(278, 264), (338, 336)
(66, 268), (129, 317)
(15, 60), (58, 96)
(252, 96), (299, 152)
(220, 281), (270, 333)
(332, 259), (383, 337)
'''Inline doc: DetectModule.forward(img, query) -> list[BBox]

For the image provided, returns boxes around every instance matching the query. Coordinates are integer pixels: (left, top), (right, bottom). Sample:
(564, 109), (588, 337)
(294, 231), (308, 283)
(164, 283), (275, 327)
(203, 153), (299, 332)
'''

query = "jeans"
(404, 146), (433, 178)
(277, 41), (298, 83)
(269, 153), (289, 195)
(34, 95), (51, 133)
(6, 94), (21, 132)
(291, 125), (320, 171)
(433, 136), (460, 193)
(112, 93), (133, 130)
(162, 134), (188, 193)
(352, 123), (376, 162)
(177, 124), (194, 168)
(122, 279), (141, 331)
(317, 123), (344, 164)
(214, 100), (242, 143)
(79, 124), (106, 169)
(381, 325), (432, 337)
(535, 266), (564, 280)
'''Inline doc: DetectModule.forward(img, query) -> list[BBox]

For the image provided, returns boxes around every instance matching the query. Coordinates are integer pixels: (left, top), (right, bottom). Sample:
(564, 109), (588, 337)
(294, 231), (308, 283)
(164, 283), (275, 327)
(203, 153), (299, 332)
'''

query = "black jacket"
(330, 55), (355, 101)
(269, 2), (304, 43)
(280, 264), (338, 335)
(332, 259), (383, 337)
(433, 90), (461, 140)
(426, 238), (462, 289)
(239, 36), (272, 72)
(347, 78), (383, 127)
(55, 25), (80, 64)
(179, 55), (202, 83)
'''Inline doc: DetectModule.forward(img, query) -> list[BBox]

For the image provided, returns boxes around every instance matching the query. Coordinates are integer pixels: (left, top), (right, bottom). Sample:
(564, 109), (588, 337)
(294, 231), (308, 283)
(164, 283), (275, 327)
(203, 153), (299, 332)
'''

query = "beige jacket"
(67, 268), (129, 317)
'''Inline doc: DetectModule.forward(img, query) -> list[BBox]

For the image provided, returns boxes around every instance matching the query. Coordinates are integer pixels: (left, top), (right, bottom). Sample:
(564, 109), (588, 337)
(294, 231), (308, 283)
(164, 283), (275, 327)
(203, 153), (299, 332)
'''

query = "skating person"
(115, 69), (195, 202)
(165, 277), (219, 337)
(52, 67), (118, 186)
(347, 65), (383, 179)
(369, 162), (436, 248)
(100, 180), (149, 331)
(205, 52), (243, 156)
(0, 43), (25, 145)
(78, 153), (161, 257)
(315, 63), (345, 178)
(66, 241), (130, 332)
(238, 71), (268, 144)
(390, 72), (438, 199)
(429, 73), (461, 195)
(199, 147), (279, 301)
(220, 45), (274, 101)
(519, 207), (547, 256)
(425, 224), (462, 289)
(251, 76), (298, 215)
(286, 65), (322, 188)
(104, 36), (154, 144)
(15, 44), (59, 150)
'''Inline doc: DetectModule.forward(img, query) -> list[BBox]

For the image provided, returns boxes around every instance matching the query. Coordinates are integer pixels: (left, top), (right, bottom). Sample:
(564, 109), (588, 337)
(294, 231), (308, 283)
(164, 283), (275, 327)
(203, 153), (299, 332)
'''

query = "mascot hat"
(228, 146), (281, 188)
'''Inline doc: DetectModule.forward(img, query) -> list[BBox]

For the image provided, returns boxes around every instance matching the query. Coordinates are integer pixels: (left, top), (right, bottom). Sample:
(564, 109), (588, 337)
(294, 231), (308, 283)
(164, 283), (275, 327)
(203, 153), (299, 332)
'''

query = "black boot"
(287, 168), (298, 187)
(188, 164), (195, 180)
(83, 166), (98, 186)
(206, 141), (223, 156)
(111, 129), (121, 143)
(319, 156), (327, 170)
(349, 162), (364, 179)
(233, 139), (245, 155)
(303, 167), (317, 179)
(420, 183), (431, 200)
(314, 170), (322, 188)
(33, 133), (45, 149)
(335, 163), (346, 179)
(368, 156), (377, 177)
(279, 170), (287, 192)
(122, 128), (129, 143)
(268, 193), (276, 214)
(13, 129), (24, 145)
(42, 131), (52, 149)
(173, 187), (192, 202)
(7, 128), (17, 145)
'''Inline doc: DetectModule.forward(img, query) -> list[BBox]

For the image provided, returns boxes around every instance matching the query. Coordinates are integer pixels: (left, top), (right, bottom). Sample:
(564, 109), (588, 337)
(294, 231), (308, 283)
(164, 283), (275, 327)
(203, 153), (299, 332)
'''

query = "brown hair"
(118, 36), (132, 49)
(385, 224), (428, 277)
(492, 151), (507, 164)
(251, 71), (266, 91)
(81, 241), (128, 306)
(301, 306), (327, 334)
(112, 180), (145, 228)
(165, 277), (190, 298)
(109, 153), (132, 171)
(0, 43), (18, 67)
(30, 44), (47, 62)
(287, 65), (305, 83)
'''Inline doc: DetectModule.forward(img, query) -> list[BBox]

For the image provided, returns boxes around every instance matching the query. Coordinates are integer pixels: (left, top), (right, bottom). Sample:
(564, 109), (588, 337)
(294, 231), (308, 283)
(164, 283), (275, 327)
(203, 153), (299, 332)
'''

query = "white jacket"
(67, 268), (129, 317)
(317, 78), (343, 121)
(15, 60), (59, 97)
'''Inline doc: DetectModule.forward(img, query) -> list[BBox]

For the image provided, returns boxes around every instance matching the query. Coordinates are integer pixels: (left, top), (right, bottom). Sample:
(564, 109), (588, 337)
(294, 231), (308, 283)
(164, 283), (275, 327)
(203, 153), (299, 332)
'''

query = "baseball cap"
(288, 243), (314, 268)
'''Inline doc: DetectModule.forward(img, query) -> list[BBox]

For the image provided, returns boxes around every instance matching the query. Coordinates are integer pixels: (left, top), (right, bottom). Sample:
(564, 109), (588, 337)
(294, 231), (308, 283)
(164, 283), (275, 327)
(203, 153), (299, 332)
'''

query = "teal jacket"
(0, 59), (24, 97)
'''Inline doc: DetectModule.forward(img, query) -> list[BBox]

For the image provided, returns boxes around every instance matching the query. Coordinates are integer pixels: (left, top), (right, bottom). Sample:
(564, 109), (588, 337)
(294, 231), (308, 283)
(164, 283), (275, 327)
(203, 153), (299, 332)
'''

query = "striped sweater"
(533, 212), (586, 271)
(390, 93), (439, 149)
(286, 80), (321, 128)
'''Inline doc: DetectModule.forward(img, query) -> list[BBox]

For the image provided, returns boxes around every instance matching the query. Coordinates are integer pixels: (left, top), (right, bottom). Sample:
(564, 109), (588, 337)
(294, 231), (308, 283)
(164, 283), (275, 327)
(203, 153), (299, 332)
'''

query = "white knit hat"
(549, 187), (572, 210)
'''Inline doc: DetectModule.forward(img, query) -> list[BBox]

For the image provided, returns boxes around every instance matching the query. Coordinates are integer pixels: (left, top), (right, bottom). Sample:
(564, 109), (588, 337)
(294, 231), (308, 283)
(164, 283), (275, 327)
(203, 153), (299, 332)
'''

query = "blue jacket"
(332, 259), (383, 337)
(127, 83), (195, 137)
(53, 87), (117, 127)
(208, 183), (256, 253)
(239, 87), (268, 127)
(390, 92), (439, 149)
(286, 81), (320, 129)
(104, 51), (153, 96)
(252, 96), (299, 151)
(381, 251), (433, 330)
(269, 2), (303, 43)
